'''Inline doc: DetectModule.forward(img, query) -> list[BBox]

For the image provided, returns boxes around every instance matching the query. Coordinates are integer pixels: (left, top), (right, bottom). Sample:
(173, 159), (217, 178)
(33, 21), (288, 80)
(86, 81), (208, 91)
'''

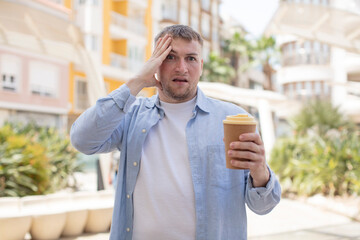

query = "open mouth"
(172, 78), (188, 83)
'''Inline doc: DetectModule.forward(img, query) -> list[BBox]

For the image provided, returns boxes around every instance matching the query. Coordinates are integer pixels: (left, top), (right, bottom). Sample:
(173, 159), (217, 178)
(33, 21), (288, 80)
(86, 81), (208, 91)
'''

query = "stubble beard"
(161, 83), (196, 102)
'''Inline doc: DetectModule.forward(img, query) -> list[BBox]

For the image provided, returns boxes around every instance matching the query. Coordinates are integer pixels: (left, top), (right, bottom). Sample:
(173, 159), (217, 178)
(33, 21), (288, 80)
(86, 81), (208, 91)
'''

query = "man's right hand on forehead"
(126, 34), (172, 96)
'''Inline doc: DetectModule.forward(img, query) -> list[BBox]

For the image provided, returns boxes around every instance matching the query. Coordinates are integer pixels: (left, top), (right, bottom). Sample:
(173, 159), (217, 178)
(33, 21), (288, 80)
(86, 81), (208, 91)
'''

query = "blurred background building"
(1, 0), (360, 184)
(266, 0), (360, 124)
(0, 0), (224, 133)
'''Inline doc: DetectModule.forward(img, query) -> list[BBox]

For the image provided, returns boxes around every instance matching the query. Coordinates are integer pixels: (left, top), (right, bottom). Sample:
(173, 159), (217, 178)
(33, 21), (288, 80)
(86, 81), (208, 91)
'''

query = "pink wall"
(0, 47), (69, 111)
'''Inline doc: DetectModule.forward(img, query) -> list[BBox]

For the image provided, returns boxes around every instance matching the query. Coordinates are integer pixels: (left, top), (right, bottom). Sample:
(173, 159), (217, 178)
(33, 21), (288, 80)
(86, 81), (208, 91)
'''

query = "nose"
(175, 59), (188, 74)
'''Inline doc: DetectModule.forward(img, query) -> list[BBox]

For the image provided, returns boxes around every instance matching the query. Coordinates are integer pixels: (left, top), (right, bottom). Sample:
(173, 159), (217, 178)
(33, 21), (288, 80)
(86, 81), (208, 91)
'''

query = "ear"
(200, 59), (204, 76)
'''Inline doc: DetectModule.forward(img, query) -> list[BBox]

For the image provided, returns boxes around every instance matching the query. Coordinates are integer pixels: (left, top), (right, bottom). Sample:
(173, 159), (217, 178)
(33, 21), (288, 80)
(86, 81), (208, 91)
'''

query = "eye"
(166, 54), (175, 60)
(188, 56), (196, 61)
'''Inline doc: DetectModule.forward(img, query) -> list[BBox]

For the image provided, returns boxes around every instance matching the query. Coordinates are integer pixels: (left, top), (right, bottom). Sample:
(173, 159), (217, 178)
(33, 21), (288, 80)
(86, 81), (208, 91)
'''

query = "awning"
(265, 2), (360, 54)
(198, 81), (287, 108)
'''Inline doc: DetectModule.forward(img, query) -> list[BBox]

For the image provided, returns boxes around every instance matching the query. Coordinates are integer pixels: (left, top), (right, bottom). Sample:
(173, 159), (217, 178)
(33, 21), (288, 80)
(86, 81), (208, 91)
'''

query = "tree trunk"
(231, 53), (239, 86)
(263, 62), (274, 91)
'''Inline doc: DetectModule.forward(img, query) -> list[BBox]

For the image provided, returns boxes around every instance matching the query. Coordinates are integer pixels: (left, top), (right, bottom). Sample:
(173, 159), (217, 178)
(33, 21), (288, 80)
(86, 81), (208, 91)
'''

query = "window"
(191, 15), (199, 31)
(179, 0), (189, 25)
(202, 45), (210, 62)
(321, 0), (329, 6)
(314, 81), (321, 95)
(191, 0), (200, 31)
(48, 0), (63, 4)
(2, 74), (16, 91)
(305, 81), (312, 96)
(211, 0), (217, 16)
(0, 54), (21, 92)
(75, 79), (90, 110)
(29, 61), (59, 97)
(162, 0), (177, 22)
(84, 34), (98, 51)
(179, 8), (189, 25)
(128, 44), (145, 72)
(78, 0), (98, 5)
(201, 0), (210, 11)
(201, 14), (210, 39)
(212, 27), (218, 43)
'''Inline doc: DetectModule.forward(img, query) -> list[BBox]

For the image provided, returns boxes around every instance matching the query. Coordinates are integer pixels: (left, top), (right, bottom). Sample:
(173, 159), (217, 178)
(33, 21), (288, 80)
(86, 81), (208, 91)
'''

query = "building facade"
(266, 0), (360, 123)
(68, 0), (155, 130)
(0, 0), (223, 132)
(0, 0), (77, 130)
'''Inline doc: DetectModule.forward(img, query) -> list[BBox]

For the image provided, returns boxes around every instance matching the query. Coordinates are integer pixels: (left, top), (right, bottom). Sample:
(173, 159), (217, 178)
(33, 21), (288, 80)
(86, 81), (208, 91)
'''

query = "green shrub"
(270, 100), (360, 197)
(0, 122), (83, 197)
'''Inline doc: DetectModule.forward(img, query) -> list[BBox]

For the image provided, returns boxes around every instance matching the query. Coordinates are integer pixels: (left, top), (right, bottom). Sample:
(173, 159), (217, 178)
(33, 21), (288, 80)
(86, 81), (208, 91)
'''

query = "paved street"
(65, 198), (360, 240)
(248, 199), (360, 239)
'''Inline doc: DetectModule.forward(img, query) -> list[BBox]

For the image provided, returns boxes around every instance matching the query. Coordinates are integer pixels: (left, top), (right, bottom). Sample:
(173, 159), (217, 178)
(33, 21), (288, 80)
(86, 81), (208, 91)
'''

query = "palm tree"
(202, 52), (235, 84)
(253, 35), (278, 91)
(223, 32), (253, 87)
(291, 100), (353, 137)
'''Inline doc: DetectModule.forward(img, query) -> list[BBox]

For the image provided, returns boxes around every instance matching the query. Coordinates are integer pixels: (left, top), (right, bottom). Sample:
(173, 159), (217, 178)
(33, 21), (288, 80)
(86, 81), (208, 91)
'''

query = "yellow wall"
(113, 1), (128, 15)
(145, 0), (153, 60)
(68, 64), (86, 113)
(112, 40), (127, 55)
(102, 0), (112, 65)
(105, 78), (125, 93)
(68, 63), (75, 112)
(63, 0), (71, 8)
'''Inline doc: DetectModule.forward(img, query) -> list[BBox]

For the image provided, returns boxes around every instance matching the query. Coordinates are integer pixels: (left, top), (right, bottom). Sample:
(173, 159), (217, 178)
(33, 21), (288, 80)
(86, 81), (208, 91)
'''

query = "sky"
(219, 0), (279, 37)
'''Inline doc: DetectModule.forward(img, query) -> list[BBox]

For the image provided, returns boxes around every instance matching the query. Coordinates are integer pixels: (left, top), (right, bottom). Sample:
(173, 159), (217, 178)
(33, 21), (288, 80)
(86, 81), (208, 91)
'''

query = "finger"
(157, 37), (172, 57)
(154, 35), (171, 56)
(152, 37), (163, 55)
(239, 133), (263, 145)
(159, 44), (172, 61)
(230, 141), (259, 153)
(228, 150), (259, 161)
(231, 159), (253, 169)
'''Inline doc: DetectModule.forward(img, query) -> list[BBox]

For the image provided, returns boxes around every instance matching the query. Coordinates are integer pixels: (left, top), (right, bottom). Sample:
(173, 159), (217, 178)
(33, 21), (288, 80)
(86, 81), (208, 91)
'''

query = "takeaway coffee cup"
(223, 114), (257, 169)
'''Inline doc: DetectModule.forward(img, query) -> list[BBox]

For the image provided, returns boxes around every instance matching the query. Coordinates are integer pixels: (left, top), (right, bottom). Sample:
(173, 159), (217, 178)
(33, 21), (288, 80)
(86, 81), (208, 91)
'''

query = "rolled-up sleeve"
(245, 167), (281, 215)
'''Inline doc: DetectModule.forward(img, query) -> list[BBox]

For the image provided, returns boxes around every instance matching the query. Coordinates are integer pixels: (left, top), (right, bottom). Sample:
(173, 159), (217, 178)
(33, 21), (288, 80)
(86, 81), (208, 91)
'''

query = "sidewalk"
(68, 197), (360, 240)
(248, 198), (360, 239)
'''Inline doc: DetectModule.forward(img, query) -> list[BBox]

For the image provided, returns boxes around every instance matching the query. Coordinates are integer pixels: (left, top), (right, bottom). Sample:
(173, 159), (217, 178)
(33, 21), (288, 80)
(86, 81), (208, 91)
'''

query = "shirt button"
(127, 194), (130, 199)
(126, 228), (130, 232)
(133, 162), (138, 167)
(142, 129), (146, 133)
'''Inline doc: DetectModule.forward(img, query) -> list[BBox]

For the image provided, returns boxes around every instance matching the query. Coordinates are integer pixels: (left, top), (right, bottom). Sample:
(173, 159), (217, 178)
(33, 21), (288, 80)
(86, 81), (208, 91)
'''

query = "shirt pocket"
(207, 145), (244, 190)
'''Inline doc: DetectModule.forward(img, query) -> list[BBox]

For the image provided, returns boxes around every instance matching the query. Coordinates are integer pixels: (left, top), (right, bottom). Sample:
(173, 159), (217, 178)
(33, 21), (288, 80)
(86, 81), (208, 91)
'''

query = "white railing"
(110, 53), (128, 69)
(129, 0), (147, 8)
(110, 53), (144, 73)
(110, 11), (146, 37)
(114, 0), (147, 8)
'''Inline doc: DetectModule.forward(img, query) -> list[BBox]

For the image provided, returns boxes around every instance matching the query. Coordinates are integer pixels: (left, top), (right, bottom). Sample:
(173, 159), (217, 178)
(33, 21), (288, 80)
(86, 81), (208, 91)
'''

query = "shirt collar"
(145, 87), (210, 114)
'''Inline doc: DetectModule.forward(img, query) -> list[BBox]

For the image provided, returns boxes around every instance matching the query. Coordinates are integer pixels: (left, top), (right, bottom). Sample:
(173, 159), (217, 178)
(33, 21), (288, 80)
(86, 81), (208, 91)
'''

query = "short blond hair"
(155, 25), (203, 46)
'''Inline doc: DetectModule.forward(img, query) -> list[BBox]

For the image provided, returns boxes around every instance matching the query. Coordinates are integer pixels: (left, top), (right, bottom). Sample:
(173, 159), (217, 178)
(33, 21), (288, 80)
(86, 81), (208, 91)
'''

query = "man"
(71, 25), (281, 240)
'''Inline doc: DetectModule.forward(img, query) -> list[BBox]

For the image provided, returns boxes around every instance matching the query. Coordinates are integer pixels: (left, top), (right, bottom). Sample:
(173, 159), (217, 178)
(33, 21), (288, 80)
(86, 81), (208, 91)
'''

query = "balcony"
(110, 11), (147, 45)
(107, 53), (144, 80)
(113, 0), (147, 9)
(110, 53), (128, 69)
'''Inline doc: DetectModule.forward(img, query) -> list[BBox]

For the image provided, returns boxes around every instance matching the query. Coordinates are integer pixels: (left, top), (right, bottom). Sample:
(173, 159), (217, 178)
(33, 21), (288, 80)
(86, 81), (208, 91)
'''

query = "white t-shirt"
(133, 97), (196, 240)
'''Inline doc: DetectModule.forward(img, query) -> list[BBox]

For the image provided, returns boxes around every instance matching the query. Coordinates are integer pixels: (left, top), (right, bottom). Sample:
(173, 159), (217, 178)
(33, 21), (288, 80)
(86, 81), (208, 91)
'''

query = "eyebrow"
(170, 49), (198, 56)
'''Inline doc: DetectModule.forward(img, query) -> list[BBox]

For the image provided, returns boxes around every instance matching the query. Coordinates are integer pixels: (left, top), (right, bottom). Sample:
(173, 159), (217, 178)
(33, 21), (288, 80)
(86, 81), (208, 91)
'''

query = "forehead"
(169, 38), (202, 55)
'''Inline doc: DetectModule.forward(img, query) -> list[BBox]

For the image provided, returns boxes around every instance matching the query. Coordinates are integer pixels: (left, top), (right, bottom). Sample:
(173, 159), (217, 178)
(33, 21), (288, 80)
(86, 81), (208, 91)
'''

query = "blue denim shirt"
(70, 84), (281, 240)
